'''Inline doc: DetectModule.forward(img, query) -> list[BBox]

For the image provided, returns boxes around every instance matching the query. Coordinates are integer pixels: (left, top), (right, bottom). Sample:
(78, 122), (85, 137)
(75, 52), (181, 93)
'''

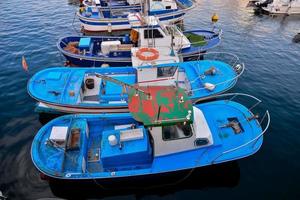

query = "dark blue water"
(0, 0), (300, 199)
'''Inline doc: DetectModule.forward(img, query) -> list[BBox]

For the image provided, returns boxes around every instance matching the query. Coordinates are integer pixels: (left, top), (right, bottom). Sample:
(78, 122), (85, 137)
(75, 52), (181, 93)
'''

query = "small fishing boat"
(82, 0), (194, 10)
(28, 53), (244, 114)
(31, 88), (270, 182)
(77, 0), (194, 32)
(256, 0), (300, 15)
(58, 15), (221, 67)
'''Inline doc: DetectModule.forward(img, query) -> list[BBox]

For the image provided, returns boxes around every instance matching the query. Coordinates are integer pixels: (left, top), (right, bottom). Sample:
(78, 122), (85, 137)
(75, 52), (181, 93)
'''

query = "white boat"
(261, 0), (300, 15)
(77, 0), (193, 32)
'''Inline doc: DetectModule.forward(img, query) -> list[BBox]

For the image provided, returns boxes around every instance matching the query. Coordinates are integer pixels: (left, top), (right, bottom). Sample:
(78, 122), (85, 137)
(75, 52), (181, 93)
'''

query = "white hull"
(80, 22), (131, 32)
(78, 12), (184, 32)
(262, 0), (300, 14)
(263, 6), (300, 14)
(37, 102), (129, 114)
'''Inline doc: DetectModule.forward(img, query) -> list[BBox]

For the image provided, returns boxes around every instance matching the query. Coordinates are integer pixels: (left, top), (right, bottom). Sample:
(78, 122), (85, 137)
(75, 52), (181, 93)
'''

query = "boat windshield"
(144, 29), (164, 39)
(162, 123), (192, 141)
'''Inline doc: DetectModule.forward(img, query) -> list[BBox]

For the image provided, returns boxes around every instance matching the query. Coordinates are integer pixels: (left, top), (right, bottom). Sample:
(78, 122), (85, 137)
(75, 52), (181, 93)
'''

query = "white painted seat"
(49, 126), (68, 142)
(49, 126), (68, 148)
(101, 40), (121, 55)
(120, 128), (144, 142)
(193, 107), (213, 145)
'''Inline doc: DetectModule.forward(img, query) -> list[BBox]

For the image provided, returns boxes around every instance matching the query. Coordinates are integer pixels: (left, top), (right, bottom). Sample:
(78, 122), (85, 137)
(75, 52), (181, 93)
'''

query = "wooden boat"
(82, 0), (194, 10)
(58, 15), (221, 67)
(28, 55), (244, 114)
(31, 88), (270, 182)
(77, 0), (194, 32)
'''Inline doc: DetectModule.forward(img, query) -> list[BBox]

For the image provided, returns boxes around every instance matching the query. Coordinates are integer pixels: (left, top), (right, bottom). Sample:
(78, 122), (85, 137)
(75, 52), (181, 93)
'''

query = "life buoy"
(136, 48), (159, 61)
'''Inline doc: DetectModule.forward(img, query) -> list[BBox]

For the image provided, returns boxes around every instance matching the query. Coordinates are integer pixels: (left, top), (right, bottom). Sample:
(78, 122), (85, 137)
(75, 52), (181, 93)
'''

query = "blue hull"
(63, 53), (200, 67)
(28, 59), (242, 114)
(31, 98), (268, 180)
(65, 54), (132, 67)
(58, 29), (221, 67)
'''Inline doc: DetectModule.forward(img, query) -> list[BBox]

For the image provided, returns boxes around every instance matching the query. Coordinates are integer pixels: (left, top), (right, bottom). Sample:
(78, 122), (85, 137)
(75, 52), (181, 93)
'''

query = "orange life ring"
(136, 48), (159, 61)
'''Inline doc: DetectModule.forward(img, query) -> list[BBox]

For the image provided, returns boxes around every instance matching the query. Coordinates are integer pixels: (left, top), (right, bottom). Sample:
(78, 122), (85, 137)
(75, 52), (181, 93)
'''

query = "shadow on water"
(39, 113), (64, 125)
(47, 161), (240, 199)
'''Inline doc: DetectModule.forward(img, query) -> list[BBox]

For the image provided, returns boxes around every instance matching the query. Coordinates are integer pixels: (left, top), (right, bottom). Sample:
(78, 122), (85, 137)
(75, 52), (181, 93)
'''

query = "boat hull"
(36, 102), (129, 114)
(78, 11), (185, 32)
(262, 6), (300, 15)
(31, 96), (269, 182)
(58, 29), (221, 67)
(30, 58), (240, 115)
(61, 51), (203, 67)
(63, 53), (132, 67)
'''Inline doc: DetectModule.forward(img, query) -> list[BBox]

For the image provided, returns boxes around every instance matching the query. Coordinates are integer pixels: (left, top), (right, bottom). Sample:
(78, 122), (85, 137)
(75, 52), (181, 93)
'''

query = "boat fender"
(211, 13), (219, 23)
(85, 78), (95, 89)
(136, 48), (159, 61)
(235, 64), (242, 72)
(204, 83), (216, 91)
(108, 135), (118, 146)
(204, 67), (217, 75)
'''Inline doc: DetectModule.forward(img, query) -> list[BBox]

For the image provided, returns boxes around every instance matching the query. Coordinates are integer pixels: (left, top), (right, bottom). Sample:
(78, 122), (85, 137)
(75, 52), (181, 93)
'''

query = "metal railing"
(195, 93), (271, 164)
(185, 52), (245, 94)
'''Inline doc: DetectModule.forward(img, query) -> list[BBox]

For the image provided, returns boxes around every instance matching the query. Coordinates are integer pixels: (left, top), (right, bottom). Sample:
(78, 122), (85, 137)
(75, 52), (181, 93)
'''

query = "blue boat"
(31, 88), (270, 181)
(78, 0), (194, 32)
(58, 21), (221, 67)
(82, 0), (142, 10)
(82, 0), (194, 10)
(28, 55), (244, 114)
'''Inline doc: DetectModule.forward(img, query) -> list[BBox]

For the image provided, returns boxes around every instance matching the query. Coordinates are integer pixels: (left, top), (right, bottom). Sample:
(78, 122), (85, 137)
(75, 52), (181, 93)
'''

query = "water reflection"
(48, 161), (240, 199)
